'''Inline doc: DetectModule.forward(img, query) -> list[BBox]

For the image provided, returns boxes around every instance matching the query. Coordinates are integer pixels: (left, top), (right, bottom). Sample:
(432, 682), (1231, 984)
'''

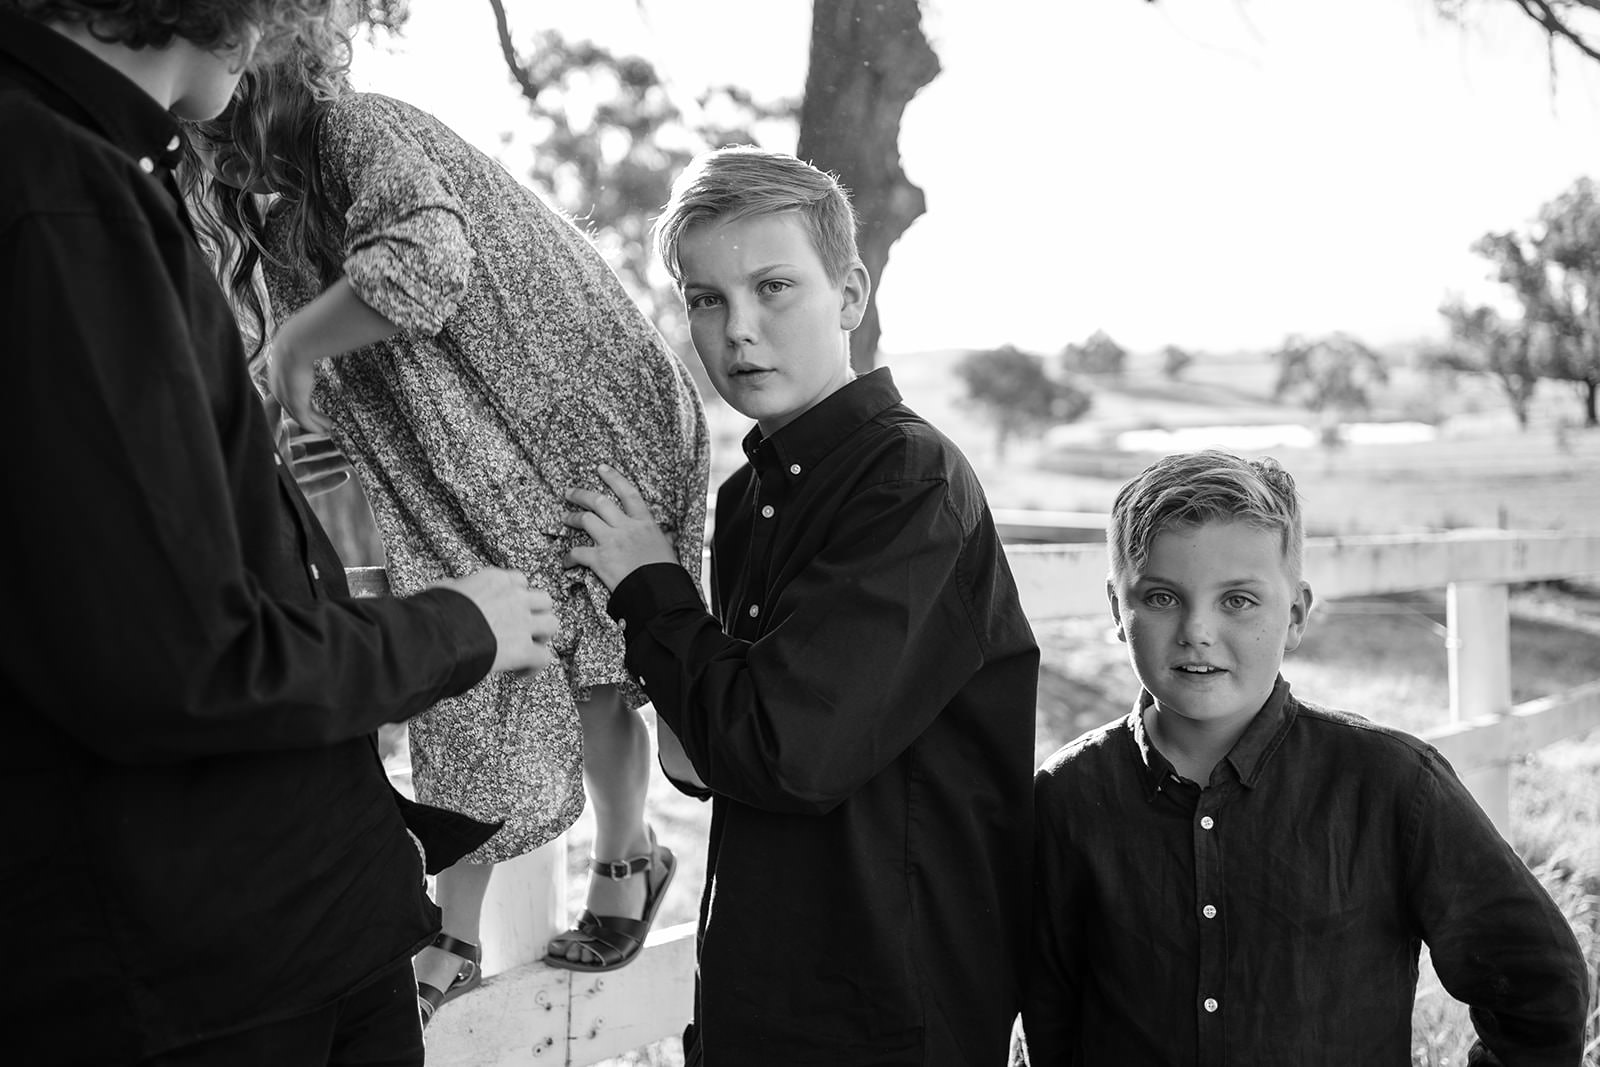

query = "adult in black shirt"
(566, 147), (1039, 1065)
(0, 5), (554, 1063)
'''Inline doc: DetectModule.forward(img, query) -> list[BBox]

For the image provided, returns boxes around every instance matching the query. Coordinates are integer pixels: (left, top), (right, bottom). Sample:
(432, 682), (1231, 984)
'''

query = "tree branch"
(486, 0), (544, 104)
(1508, 0), (1600, 62)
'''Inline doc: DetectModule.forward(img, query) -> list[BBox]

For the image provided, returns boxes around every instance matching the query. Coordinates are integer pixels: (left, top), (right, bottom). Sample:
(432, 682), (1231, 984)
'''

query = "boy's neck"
(49, 22), (183, 109)
(1142, 703), (1256, 786)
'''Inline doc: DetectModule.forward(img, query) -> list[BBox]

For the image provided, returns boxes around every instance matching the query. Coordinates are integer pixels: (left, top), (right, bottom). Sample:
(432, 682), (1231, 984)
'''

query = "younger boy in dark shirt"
(1022, 449), (1589, 1066)
(564, 146), (1039, 1065)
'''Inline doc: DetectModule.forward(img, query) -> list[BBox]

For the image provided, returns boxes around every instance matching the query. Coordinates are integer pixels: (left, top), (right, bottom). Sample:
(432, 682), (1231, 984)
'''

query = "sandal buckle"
(596, 858), (635, 881)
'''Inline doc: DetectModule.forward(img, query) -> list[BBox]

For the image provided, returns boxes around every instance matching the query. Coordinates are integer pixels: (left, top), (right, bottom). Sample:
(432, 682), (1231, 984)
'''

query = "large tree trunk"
(798, 0), (939, 372)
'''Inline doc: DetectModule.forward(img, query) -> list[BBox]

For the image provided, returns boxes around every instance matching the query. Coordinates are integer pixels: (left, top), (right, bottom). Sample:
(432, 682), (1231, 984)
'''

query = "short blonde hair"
(653, 145), (860, 287)
(1109, 450), (1305, 584)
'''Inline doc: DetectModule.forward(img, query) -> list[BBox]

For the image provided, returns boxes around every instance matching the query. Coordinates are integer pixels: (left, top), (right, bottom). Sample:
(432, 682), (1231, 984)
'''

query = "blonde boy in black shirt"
(1023, 449), (1588, 1065)
(564, 146), (1039, 1065)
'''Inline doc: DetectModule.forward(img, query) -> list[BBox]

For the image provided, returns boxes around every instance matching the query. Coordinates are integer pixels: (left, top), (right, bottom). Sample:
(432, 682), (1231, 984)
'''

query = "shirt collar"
(742, 367), (904, 479)
(0, 10), (185, 174)
(1127, 675), (1297, 799)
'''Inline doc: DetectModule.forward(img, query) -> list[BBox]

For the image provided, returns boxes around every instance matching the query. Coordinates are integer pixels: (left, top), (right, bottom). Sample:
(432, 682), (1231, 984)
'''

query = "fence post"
(347, 567), (565, 977)
(1445, 581), (1512, 834)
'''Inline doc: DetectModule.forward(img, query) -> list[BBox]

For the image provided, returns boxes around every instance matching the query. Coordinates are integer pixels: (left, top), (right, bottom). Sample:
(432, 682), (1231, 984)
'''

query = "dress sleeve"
(0, 209), (495, 764)
(322, 97), (473, 335)
(1020, 767), (1086, 1063)
(608, 475), (988, 814)
(1403, 749), (1590, 1065)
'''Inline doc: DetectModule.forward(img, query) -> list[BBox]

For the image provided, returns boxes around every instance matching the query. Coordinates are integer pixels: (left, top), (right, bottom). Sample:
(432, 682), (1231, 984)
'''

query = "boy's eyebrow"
(1133, 574), (1274, 588)
(682, 263), (803, 290)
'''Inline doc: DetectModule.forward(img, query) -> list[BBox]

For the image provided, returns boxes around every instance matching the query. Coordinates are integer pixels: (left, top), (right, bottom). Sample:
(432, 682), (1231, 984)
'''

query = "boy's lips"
(1173, 664), (1226, 675)
(728, 363), (774, 379)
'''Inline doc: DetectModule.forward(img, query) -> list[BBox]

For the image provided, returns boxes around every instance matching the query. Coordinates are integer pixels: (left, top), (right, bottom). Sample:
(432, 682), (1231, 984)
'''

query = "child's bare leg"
(550, 684), (653, 962)
(415, 861), (492, 991)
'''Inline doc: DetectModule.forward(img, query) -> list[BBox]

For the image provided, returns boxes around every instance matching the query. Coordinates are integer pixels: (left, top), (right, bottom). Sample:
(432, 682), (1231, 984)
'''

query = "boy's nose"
(724, 302), (758, 346)
(1178, 610), (1214, 646)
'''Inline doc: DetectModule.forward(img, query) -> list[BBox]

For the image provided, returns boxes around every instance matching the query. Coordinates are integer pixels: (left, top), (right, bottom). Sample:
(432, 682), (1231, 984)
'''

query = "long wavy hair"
(181, 22), (351, 363)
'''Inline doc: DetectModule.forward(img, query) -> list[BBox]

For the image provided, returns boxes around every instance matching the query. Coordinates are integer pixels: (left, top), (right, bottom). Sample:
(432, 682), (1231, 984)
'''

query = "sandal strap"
(589, 853), (652, 881)
(430, 931), (482, 964)
(563, 910), (647, 966)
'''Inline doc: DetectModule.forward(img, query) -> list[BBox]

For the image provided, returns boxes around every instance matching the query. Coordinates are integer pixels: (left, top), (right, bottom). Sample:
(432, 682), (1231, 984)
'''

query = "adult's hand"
(433, 568), (557, 674)
(564, 464), (679, 591)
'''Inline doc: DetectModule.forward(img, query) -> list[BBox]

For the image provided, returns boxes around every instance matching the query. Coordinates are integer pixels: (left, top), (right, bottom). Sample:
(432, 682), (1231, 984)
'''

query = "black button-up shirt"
(0, 13), (496, 1062)
(610, 369), (1039, 1065)
(1024, 677), (1590, 1066)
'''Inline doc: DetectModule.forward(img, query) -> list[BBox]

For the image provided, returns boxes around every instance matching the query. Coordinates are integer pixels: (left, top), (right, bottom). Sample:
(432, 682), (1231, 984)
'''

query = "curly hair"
(3, 1), (338, 62)
(1108, 450), (1306, 585)
(180, 28), (351, 362)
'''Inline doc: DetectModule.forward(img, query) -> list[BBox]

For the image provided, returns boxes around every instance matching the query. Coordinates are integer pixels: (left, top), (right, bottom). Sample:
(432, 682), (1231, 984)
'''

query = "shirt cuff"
(607, 562), (702, 626)
(410, 586), (497, 695)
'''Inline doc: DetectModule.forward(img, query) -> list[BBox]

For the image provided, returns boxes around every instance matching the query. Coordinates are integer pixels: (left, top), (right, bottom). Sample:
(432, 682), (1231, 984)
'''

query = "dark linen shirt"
(1023, 678), (1590, 1067)
(608, 369), (1039, 1065)
(0, 14), (496, 1063)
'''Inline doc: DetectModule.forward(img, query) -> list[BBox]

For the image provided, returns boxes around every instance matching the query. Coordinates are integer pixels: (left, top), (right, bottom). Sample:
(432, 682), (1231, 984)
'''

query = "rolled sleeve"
(326, 96), (472, 336)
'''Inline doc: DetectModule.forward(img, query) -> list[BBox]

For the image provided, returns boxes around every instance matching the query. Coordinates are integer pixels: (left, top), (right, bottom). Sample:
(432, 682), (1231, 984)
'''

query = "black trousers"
(139, 959), (423, 1067)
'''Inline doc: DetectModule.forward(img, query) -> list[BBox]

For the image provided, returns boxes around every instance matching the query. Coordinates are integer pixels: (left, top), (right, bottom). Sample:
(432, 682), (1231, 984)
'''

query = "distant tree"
(957, 345), (1093, 460)
(1271, 332), (1390, 445)
(1434, 300), (1544, 428)
(479, 0), (936, 373)
(1472, 178), (1600, 426)
(1061, 330), (1128, 378)
(1161, 344), (1195, 381)
(484, 17), (792, 346)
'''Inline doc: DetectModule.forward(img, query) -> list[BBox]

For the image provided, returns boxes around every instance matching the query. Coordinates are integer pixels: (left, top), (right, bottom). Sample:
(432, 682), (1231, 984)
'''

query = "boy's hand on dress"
(564, 465), (679, 591)
(432, 568), (557, 674)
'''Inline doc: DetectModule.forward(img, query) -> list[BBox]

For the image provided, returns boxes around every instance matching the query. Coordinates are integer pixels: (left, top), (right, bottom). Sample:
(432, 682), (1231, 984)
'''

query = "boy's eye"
(686, 293), (722, 311)
(1143, 591), (1176, 609)
(758, 279), (791, 296)
(1223, 594), (1257, 610)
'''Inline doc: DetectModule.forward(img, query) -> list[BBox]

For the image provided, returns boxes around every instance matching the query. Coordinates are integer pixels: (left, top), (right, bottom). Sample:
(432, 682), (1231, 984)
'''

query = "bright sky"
(350, 0), (1600, 357)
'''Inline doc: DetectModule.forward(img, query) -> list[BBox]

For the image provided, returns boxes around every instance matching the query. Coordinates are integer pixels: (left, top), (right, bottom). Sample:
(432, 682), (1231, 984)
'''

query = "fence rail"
(376, 527), (1600, 1066)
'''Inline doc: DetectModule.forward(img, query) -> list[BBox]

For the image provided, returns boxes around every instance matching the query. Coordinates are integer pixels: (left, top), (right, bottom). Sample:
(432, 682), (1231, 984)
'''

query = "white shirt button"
(1203, 997), (1218, 1013)
(760, 505), (775, 519)
(138, 157), (154, 173)
(166, 135), (180, 151)
(788, 463), (801, 475)
(309, 564), (321, 581)
(1202, 904), (1217, 919)
(273, 453), (283, 466)
(747, 604), (759, 618)
(1200, 816), (1215, 830)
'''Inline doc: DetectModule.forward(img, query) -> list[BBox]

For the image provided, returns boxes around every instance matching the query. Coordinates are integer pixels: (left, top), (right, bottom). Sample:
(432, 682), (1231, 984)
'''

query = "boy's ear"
(839, 263), (871, 332)
(1283, 580), (1314, 652)
(1106, 580), (1126, 643)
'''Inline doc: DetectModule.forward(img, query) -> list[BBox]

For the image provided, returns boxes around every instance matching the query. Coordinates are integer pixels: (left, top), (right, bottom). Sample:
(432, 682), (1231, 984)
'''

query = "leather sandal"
(416, 932), (482, 1028)
(544, 829), (676, 973)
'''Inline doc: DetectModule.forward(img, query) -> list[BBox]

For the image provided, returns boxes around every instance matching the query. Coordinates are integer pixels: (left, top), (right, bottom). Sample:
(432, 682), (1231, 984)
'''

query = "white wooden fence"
(353, 527), (1600, 1065)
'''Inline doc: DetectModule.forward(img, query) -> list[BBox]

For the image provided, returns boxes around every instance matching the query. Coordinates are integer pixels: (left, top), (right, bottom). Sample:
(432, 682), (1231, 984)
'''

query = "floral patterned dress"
(260, 92), (709, 863)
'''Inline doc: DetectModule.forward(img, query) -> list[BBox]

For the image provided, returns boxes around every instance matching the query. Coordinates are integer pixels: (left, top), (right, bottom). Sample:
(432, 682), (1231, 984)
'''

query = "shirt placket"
(1193, 784), (1229, 1067)
(733, 468), (783, 638)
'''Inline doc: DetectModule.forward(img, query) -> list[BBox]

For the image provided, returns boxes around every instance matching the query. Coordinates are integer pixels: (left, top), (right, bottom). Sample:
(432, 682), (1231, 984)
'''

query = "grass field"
(568, 348), (1600, 1065)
